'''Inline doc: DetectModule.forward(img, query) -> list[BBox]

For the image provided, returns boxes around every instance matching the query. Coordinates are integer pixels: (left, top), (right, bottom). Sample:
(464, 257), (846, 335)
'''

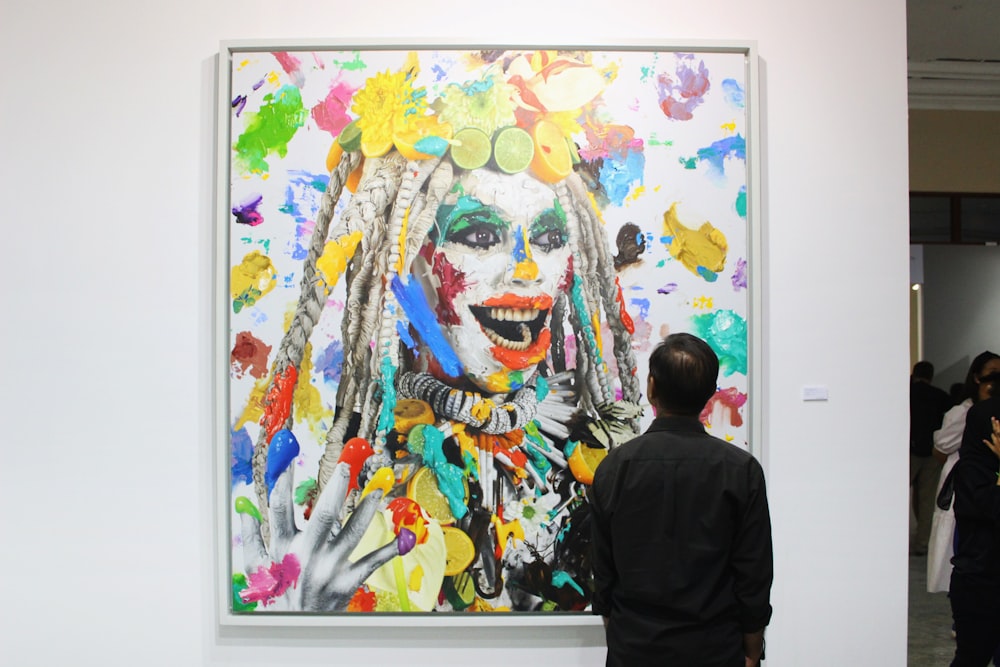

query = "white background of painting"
(0, 1), (909, 667)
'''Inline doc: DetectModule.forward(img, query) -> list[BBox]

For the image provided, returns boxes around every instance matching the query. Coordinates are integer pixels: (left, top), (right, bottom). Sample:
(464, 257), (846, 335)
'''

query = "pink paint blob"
(700, 387), (747, 427)
(311, 81), (357, 137)
(239, 553), (301, 606)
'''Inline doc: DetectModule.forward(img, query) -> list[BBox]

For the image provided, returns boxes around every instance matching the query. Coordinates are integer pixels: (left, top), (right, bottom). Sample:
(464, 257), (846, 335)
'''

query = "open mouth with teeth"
(470, 306), (549, 351)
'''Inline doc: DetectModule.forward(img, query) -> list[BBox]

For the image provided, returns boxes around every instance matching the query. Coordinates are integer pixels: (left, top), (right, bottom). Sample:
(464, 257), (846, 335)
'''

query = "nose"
(511, 226), (540, 283)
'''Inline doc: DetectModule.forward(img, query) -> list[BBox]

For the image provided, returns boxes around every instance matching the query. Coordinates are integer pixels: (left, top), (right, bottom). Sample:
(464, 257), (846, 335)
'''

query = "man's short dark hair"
(913, 361), (934, 381)
(648, 333), (719, 415)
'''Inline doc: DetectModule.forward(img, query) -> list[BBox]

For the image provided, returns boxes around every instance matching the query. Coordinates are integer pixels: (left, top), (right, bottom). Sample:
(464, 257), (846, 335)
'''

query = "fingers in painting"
(236, 502), (269, 571)
(301, 461), (352, 553)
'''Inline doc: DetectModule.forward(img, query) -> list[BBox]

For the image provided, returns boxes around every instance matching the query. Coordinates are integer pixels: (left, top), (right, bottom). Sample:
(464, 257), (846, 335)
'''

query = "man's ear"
(647, 375), (658, 414)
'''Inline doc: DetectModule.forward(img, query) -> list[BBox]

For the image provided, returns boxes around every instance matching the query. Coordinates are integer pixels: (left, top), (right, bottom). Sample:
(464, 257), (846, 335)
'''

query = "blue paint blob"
(231, 427), (254, 487)
(414, 136), (449, 157)
(629, 297), (651, 320)
(722, 78), (746, 109)
(696, 266), (719, 282)
(390, 276), (464, 378)
(315, 340), (344, 386)
(535, 375), (549, 402)
(266, 429), (300, 498)
(598, 150), (646, 207)
(396, 320), (417, 349)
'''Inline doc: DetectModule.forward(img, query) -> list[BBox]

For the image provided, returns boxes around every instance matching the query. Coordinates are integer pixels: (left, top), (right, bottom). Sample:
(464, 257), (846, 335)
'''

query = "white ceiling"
(907, 0), (1000, 110)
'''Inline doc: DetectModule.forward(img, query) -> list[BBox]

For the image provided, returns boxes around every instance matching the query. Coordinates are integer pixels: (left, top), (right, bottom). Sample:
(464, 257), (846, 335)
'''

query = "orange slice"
(325, 140), (344, 173)
(567, 441), (608, 485)
(441, 526), (476, 576)
(530, 119), (573, 183)
(345, 157), (364, 193)
(361, 134), (394, 159)
(406, 467), (466, 525)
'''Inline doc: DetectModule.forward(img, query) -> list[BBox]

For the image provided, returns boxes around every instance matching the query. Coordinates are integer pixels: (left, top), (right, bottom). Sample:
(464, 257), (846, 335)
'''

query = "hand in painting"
(237, 460), (408, 611)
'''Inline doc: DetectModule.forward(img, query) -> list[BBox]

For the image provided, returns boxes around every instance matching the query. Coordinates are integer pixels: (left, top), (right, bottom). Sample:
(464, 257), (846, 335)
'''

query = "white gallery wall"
(0, 1), (911, 665)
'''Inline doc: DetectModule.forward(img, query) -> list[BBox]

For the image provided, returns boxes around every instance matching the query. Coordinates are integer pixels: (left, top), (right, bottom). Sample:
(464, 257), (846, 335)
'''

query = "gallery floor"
(908, 552), (958, 666)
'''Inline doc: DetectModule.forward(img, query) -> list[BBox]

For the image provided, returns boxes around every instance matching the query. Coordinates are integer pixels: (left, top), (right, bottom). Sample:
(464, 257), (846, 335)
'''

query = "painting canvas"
(219, 44), (756, 619)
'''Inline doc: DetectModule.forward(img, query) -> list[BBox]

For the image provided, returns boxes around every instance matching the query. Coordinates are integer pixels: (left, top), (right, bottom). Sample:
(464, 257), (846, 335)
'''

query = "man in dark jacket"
(909, 360), (952, 555)
(590, 333), (773, 667)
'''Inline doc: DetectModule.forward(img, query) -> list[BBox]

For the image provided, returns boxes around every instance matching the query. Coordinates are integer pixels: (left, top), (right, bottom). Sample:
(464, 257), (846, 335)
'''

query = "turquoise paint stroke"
(690, 310), (747, 377)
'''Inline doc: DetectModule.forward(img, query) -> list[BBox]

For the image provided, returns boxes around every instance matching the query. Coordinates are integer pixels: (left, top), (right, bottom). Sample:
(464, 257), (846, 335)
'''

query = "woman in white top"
(927, 351), (1000, 593)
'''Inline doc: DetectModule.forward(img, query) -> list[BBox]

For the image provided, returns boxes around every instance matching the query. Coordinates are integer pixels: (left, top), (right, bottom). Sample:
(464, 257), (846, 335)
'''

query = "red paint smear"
(239, 553), (301, 606)
(480, 293), (554, 310)
(336, 437), (373, 493)
(348, 586), (377, 612)
(491, 328), (551, 370)
(231, 331), (272, 379)
(431, 252), (467, 326)
(387, 497), (429, 544)
(272, 51), (302, 80)
(311, 81), (357, 137)
(700, 387), (747, 427)
(261, 365), (297, 444)
(614, 278), (635, 335)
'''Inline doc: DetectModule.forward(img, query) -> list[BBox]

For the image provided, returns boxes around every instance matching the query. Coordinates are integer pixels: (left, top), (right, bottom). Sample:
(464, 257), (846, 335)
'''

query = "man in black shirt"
(590, 333), (773, 667)
(909, 360), (952, 555)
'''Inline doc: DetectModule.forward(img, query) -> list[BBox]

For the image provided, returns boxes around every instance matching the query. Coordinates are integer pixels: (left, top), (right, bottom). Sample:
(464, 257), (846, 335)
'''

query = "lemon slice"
(530, 119), (573, 183)
(450, 127), (492, 171)
(567, 441), (608, 485)
(441, 526), (476, 576)
(406, 467), (466, 525)
(492, 126), (534, 174)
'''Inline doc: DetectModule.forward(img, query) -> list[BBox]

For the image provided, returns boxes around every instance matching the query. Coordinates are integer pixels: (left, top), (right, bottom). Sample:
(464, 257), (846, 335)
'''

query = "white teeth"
(489, 307), (536, 322)
(484, 323), (532, 351)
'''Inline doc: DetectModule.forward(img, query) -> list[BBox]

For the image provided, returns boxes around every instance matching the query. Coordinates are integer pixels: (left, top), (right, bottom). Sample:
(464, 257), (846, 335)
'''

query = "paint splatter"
(266, 428), (300, 496)
(272, 51), (305, 88)
(311, 80), (358, 137)
(700, 386), (747, 427)
(234, 85), (306, 175)
(239, 553), (301, 606)
(391, 275), (464, 378)
(231, 251), (277, 313)
(261, 365), (297, 445)
(315, 340), (344, 386)
(658, 283), (678, 294)
(735, 185), (747, 219)
(232, 194), (264, 227)
(681, 135), (746, 183)
(231, 331), (272, 379)
(656, 57), (710, 121)
(231, 427), (254, 487)
(690, 309), (747, 377)
(661, 204), (727, 281)
(232, 95), (247, 117)
(722, 78), (745, 109)
(731, 257), (747, 291)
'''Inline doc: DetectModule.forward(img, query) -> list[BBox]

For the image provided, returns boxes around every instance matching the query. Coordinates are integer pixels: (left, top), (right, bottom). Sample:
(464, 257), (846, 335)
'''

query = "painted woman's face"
(413, 170), (574, 394)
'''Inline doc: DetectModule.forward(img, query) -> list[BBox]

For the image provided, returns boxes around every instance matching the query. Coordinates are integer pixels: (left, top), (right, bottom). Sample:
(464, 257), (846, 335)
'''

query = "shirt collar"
(645, 414), (706, 434)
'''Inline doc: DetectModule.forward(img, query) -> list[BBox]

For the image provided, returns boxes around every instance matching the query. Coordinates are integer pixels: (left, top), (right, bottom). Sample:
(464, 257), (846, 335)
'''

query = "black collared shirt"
(590, 415), (773, 666)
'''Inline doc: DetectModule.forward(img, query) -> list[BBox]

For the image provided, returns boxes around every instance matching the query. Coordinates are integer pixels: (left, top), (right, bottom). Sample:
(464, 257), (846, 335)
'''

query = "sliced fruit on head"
(345, 157), (364, 193)
(361, 133), (394, 158)
(337, 119), (363, 152)
(395, 118), (453, 160)
(492, 126), (535, 174)
(450, 127), (492, 171)
(530, 119), (573, 183)
(441, 526), (476, 576)
(406, 467), (466, 525)
(567, 441), (608, 485)
(326, 140), (344, 173)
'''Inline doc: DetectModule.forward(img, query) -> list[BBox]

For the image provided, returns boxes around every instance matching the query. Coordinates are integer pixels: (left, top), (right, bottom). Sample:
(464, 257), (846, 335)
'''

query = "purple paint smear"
(657, 57), (710, 121)
(731, 257), (747, 291)
(232, 95), (247, 117)
(239, 553), (301, 606)
(232, 194), (264, 226)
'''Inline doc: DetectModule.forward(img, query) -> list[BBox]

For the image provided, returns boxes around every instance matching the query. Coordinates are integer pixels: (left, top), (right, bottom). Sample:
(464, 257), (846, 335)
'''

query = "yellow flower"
(352, 68), (427, 157)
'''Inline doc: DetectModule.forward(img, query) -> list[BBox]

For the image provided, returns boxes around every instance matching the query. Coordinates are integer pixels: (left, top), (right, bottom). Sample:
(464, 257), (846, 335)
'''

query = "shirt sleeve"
(730, 458), (774, 632)
(934, 402), (970, 455)
(588, 474), (616, 617)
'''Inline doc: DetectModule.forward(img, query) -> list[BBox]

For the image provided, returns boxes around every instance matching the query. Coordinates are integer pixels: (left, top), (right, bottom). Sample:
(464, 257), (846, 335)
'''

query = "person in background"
(910, 360), (953, 556)
(928, 351), (1000, 595)
(590, 333), (773, 667)
(948, 372), (1000, 667)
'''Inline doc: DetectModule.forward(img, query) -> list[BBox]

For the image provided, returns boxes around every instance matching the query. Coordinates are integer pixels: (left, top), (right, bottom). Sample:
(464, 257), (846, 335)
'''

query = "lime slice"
(338, 119), (362, 152)
(450, 127), (492, 171)
(492, 126), (534, 174)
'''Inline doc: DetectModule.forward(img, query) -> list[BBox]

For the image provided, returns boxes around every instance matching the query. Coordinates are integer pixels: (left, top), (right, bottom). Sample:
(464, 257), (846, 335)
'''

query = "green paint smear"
(735, 189), (747, 219)
(333, 51), (366, 71)
(234, 85), (306, 175)
(679, 156), (698, 170)
(232, 573), (258, 612)
(234, 496), (262, 523)
(690, 309), (747, 377)
(647, 134), (674, 147)
(294, 478), (317, 505)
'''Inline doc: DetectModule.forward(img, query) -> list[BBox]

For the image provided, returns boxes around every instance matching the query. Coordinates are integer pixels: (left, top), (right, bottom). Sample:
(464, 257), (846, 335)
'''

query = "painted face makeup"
(413, 170), (573, 394)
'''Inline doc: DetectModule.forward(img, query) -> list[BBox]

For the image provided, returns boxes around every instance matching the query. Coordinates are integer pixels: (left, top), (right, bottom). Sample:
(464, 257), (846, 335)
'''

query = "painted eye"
(453, 224), (501, 250)
(531, 229), (567, 252)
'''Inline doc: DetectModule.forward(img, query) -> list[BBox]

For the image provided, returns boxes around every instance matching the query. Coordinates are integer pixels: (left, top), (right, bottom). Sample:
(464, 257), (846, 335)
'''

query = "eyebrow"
(438, 195), (510, 241)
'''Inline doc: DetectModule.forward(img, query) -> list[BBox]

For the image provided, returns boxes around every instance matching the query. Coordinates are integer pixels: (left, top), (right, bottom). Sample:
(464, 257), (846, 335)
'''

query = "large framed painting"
(216, 41), (760, 623)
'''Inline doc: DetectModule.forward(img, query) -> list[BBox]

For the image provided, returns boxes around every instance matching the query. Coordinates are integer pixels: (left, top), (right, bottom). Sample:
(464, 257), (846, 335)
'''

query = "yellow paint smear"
(662, 203), (727, 277)
(231, 251), (277, 302)
(317, 231), (363, 288)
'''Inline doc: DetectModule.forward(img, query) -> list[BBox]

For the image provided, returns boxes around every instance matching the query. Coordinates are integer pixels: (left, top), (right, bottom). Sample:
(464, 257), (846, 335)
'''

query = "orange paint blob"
(260, 365), (297, 444)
